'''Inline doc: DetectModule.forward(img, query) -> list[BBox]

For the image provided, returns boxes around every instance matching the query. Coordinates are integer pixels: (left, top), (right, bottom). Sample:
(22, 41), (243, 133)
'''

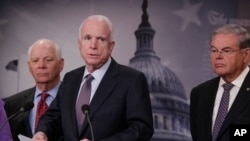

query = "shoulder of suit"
(4, 87), (35, 102)
(65, 66), (85, 75)
(193, 77), (219, 90)
(121, 64), (144, 74)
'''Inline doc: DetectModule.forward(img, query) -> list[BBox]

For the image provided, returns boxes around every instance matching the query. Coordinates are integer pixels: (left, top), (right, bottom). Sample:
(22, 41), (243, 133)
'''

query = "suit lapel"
(219, 70), (250, 137)
(19, 88), (35, 137)
(80, 59), (118, 133)
(205, 78), (220, 138)
(67, 67), (85, 136)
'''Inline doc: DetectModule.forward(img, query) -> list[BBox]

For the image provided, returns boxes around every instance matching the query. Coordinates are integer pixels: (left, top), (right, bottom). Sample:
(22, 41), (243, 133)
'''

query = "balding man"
(4, 39), (64, 141)
(33, 15), (153, 141)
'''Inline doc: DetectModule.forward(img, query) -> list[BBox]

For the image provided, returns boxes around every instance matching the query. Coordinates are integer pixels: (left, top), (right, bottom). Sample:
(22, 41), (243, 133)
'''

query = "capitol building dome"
(130, 56), (187, 100)
(128, 0), (191, 140)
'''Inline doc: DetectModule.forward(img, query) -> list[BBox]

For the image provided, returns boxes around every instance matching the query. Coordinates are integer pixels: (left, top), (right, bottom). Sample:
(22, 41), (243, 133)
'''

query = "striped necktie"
(212, 83), (234, 141)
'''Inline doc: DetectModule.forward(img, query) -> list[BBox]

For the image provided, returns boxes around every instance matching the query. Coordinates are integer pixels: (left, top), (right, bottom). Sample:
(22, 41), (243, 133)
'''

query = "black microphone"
(0, 102), (34, 131)
(81, 104), (94, 141)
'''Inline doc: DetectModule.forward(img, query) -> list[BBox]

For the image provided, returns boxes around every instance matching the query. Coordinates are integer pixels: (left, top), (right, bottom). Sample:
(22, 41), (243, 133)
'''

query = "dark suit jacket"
(37, 59), (154, 141)
(4, 87), (63, 141)
(4, 87), (35, 141)
(190, 70), (250, 141)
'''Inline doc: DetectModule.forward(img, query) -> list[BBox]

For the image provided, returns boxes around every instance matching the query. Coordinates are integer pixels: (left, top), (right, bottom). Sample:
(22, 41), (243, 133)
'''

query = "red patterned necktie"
(76, 74), (94, 132)
(35, 93), (49, 128)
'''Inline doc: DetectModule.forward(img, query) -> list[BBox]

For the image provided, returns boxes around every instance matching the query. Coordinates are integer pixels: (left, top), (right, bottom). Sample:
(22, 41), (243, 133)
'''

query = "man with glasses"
(190, 24), (250, 141)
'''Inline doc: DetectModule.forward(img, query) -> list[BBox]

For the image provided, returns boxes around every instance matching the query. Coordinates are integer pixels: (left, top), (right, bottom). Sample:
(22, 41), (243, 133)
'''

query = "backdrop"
(1, 0), (249, 99)
(1, 0), (250, 140)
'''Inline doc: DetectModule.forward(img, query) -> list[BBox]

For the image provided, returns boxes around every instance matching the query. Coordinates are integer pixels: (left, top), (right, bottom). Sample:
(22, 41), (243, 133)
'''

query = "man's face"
(210, 33), (250, 81)
(28, 43), (64, 84)
(78, 18), (115, 72)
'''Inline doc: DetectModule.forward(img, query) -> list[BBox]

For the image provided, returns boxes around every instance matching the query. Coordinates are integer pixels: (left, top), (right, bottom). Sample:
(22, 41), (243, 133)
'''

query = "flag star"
(173, 0), (203, 31)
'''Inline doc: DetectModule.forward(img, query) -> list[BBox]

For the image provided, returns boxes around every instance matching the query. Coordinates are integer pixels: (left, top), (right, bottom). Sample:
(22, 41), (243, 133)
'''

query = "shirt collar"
(219, 66), (250, 88)
(83, 57), (111, 81)
(35, 81), (61, 99)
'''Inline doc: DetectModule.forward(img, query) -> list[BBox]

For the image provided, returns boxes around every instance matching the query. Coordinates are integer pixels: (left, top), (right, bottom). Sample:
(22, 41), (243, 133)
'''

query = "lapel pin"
(247, 88), (250, 91)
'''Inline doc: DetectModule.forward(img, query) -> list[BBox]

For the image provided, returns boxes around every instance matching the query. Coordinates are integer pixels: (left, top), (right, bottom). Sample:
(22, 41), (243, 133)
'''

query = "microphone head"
(19, 102), (34, 112)
(81, 104), (90, 115)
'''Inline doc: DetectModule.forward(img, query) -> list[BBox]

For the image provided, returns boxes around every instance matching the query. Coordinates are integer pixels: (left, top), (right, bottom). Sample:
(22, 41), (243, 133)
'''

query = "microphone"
(0, 102), (34, 131)
(81, 104), (94, 141)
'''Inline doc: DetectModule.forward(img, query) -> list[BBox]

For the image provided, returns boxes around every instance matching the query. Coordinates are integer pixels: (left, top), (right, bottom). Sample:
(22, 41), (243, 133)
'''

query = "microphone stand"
(85, 111), (94, 141)
(0, 102), (34, 131)
(0, 111), (20, 131)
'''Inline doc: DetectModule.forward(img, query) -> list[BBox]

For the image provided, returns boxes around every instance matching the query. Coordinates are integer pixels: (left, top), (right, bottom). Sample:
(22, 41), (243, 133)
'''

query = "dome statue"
(129, 0), (191, 140)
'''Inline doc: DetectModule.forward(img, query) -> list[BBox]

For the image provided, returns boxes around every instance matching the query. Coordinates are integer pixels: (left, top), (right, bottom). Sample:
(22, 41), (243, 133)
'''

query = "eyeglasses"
(210, 47), (242, 56)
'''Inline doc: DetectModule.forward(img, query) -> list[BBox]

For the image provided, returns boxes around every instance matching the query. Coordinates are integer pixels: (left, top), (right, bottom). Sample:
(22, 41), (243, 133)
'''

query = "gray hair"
(210, 24), (250, 49)
(28, 39), (62, 60)
(78, 15), (114, 41)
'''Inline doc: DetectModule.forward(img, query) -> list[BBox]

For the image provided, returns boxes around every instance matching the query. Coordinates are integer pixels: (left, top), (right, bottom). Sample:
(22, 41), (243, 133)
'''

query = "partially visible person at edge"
(0, 99), (13, 141)
(32, 15), (154, 141)
(190, 24), (250, 141)
(4, 39), (64, 141)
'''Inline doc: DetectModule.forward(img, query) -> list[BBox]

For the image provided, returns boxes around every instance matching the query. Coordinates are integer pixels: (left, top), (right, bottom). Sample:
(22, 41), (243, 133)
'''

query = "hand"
(32, 131), (48, 141)
(80, 139), (90, 141)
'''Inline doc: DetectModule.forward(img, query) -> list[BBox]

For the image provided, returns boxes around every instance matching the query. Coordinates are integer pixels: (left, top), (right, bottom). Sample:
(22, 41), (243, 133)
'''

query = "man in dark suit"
(32, 15), (154, 141)
(190, 24), (250, 141)
(4, 39), (64, 141)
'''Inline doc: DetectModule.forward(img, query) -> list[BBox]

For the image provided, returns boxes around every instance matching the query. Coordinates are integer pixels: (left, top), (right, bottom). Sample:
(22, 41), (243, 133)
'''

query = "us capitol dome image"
(128, 0), (191, 140)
